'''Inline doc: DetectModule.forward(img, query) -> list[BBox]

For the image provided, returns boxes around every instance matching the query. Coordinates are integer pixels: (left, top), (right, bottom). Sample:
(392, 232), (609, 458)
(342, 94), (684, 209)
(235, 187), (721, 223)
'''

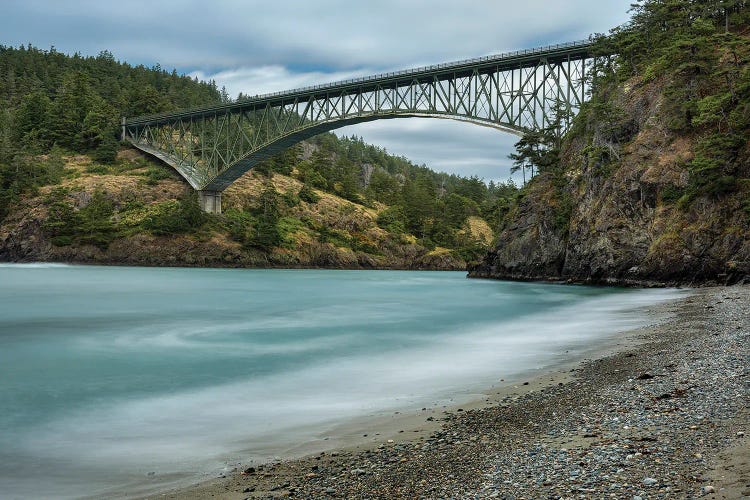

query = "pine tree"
(252, 182), (282, 250)
(402, 173), (436, 237)
(14, 90), (51, 148)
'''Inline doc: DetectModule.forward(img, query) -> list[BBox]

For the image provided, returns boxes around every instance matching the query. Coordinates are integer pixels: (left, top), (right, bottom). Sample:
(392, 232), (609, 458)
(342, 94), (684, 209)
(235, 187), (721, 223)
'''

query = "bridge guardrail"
(258, 39), (591, 99)
(126, 39), (594, 125)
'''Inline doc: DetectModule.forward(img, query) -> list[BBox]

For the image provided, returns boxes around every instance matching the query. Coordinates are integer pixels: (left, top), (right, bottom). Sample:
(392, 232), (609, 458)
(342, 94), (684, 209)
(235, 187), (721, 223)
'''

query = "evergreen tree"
(48, 71), (97, 149)
(366, 169), (401, 205)
(14, 90), (51, 148)
(402, 173), (437, 237)
(251, 183), (282, 250)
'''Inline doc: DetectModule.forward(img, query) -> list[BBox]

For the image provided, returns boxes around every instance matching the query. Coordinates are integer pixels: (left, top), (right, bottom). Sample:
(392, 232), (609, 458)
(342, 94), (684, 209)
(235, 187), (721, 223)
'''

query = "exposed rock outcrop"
(471, 73), (750, 286)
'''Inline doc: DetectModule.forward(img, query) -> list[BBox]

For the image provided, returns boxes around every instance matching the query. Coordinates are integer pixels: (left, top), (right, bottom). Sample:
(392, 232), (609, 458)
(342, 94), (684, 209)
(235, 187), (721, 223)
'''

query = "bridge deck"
(125, 40), (595, 126)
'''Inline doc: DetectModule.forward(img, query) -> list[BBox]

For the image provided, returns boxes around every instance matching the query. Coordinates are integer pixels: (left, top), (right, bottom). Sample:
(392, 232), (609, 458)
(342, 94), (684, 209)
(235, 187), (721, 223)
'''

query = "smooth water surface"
(0, 264), (684, 498)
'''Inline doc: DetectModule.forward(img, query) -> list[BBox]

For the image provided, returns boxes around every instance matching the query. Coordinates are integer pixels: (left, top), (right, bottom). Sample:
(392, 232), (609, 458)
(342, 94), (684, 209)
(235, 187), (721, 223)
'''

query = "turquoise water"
(0, 264), (683, 498)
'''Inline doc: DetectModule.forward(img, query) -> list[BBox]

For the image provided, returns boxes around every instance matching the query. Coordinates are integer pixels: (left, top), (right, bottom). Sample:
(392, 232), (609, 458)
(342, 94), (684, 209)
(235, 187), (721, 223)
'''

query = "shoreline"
(119, 291), (669, 499)
(139, 285), (750, 499)
(466, 268), (746, 289)
(4, 259), (742, 288)
(0, 259), (468, 272)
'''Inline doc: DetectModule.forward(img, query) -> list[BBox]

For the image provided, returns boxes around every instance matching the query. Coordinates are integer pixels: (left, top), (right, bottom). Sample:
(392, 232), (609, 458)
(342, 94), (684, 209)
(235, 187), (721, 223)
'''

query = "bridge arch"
(123, 40), (599, 213)
(204, 112), (524, 192)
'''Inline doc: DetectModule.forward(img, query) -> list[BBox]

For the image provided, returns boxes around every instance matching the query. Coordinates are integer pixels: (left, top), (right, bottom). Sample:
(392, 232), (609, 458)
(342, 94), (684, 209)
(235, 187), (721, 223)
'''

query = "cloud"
(3, 0), (632, 71)
(1, 0), (633, 180)
(188, 66), (373, 98)
(336, 120), (520, 182)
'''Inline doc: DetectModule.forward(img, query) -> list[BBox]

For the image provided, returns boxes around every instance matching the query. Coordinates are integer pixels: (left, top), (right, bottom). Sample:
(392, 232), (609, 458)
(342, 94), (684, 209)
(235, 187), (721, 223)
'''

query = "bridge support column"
(198, 190), (222, 214)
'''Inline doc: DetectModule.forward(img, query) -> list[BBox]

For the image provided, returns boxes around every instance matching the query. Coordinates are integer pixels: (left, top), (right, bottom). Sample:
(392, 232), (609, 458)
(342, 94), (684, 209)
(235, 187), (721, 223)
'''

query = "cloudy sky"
(2, 0), (633, 182)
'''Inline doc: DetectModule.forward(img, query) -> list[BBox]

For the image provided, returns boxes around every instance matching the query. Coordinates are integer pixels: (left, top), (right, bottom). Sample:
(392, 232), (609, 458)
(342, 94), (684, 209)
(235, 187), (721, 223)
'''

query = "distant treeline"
(0, 45), (222, 160)
(0, 45), (223, 218)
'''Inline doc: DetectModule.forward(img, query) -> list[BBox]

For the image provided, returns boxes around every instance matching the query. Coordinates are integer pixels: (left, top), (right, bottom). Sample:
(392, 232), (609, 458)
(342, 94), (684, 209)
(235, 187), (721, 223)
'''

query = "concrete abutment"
(198, 190), (222, 214)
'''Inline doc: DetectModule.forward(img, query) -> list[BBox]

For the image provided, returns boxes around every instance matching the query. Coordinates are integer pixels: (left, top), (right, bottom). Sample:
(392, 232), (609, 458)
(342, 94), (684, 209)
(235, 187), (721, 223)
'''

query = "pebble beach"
(151, 285), (749, 499)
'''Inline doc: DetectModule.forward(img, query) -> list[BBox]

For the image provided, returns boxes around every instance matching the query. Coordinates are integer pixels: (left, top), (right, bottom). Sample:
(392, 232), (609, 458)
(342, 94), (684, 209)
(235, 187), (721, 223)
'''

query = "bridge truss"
(123, 40), (600, 213)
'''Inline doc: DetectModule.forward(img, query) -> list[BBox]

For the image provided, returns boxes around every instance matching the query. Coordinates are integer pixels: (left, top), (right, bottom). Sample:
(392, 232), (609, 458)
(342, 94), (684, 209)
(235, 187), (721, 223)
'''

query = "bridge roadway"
(123, 40), (601, 213)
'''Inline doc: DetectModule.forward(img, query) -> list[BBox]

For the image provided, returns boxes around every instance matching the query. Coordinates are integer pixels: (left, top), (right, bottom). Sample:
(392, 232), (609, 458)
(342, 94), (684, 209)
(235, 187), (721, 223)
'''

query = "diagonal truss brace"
(122, 40), (603, 211)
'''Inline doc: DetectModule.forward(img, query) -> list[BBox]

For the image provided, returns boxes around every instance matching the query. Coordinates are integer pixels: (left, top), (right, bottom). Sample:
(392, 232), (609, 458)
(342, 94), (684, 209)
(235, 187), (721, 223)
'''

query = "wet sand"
(142, 285), (749, 499)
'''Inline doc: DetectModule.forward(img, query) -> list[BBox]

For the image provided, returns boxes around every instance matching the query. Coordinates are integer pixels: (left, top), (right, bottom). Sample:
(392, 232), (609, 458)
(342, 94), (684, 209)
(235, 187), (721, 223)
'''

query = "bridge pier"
(198, 190), (222, 214)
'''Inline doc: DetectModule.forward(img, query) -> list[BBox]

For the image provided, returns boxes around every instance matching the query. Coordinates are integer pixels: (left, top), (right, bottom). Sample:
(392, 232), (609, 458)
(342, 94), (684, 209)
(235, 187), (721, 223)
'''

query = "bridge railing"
(257, 39), (592, 100)
(126, 39), (594, 125)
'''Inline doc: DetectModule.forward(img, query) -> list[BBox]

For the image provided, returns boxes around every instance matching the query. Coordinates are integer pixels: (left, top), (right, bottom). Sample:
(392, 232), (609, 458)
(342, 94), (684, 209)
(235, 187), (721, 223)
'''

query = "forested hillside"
(0, 45), (222, 217)
(0, 45), (515, 269)
(471, 0), (750, 285)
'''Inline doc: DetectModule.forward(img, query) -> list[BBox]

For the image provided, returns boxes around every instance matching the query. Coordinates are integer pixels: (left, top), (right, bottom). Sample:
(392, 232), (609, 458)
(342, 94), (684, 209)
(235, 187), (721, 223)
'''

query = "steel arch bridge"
(123, 40), (600, 213)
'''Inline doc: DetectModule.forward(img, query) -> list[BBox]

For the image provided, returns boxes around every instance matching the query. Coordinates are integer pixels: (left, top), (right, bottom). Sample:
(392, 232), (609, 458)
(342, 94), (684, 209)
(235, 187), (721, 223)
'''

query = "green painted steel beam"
(122, 39), (606, 210)
(125, 40), (599, 127)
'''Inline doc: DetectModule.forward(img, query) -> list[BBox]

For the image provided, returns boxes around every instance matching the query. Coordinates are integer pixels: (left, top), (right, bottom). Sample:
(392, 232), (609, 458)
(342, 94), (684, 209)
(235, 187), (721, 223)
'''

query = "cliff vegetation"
(471, 0), (750, 285)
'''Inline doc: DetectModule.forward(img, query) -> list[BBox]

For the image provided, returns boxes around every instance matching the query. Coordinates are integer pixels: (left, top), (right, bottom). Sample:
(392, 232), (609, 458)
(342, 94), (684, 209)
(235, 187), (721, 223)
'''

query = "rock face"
(470, 76), (750, 286)
(473, 181), (568, 282)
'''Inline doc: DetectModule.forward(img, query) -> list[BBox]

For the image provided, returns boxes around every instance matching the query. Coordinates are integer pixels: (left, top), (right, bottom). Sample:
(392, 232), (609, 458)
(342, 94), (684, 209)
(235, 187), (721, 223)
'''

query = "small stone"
(241, 466), (255, 475)
(351, 468), (367, 476)
(324, 487), (336, 494)
(242, 487), (254, 493)
(737, 431), (745, 437)
(643, 477), (658, 486)
(702, 485), (716, 495)
(633, 496), (643, 500)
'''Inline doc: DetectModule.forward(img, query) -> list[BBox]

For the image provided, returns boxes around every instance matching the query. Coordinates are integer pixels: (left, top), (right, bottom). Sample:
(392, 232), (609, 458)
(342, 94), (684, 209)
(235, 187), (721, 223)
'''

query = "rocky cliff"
(471, 66), (750, 286)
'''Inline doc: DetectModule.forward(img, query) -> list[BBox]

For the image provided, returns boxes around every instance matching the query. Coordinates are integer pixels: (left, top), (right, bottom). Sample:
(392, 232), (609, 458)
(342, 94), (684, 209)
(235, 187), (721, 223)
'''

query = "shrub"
(660, 185), (685, 204)
(376, 205), (407, 234)
(250, 218), (282, 250)
(282, 190), (301, 208)
(223, 208), (254, 243)
(143, 166), (173, 185)
(43, 189), (117, 249)
(92, 136), (119, 164)
(143, 192), (206, 235)
(298, 184), (320, 203)
(86, 163), (110, 174)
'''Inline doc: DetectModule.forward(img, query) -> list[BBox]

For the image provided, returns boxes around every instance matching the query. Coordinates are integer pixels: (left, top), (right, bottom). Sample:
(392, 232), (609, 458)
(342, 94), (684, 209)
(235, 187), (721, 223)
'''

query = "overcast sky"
(2, 0), (633, 182)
